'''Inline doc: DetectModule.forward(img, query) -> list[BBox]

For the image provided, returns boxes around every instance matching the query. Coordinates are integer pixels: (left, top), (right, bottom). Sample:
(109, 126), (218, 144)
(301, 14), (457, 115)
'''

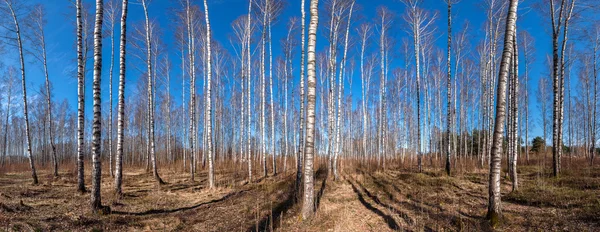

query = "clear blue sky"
(2, 0), (583, 142)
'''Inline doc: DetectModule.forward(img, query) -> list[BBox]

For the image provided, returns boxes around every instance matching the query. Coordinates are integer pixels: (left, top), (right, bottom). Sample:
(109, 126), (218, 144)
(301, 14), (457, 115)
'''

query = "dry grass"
(0, 155), (599, 231)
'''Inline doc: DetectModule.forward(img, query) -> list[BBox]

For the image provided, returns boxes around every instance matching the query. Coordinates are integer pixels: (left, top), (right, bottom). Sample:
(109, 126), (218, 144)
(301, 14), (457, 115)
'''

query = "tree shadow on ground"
(347, 178), (401, 230)
(111, 190), (246, 216)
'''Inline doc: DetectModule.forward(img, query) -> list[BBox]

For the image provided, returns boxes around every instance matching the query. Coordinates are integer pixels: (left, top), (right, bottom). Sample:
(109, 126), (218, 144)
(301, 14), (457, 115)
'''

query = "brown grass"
(0, 154), (599, 231)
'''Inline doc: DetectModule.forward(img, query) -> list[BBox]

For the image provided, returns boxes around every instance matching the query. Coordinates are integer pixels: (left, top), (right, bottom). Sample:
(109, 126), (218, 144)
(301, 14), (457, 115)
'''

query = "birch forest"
(1, 0), (600, 231)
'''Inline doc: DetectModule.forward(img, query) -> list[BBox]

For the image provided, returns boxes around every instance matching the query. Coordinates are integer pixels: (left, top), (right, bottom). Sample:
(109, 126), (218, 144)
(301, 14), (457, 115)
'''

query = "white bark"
(302, 0), (319, 220)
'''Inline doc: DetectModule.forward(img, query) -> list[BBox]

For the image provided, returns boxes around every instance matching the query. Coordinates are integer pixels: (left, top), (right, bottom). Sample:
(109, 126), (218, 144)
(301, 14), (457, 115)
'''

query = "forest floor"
(0, 157), (599, 231)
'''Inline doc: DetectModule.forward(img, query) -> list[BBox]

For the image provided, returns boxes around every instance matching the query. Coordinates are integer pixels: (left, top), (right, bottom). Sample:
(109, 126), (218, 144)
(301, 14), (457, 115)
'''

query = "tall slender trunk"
(4, 0), (38, 185)
(142, 0), (163, 184)
(186, 0), (196, 181)
(90, 0), (104, 211)
(75, 0), (85, 192)
(37, 16), (59, 177)
(1, 81), (12, 167)
(114, 0), (128, 197)
(445, 1), (452, 176)
(511, 31), (519, 192)
(302, 0), (319, 220)
(268, 5), (276, 176)
(261, 0), (267, 177)
(247, 0), (253, 182)
(181, 30), (187, 171)
(295, 0), (306, 200)
(203, 0), (215, 189)
(108, 4), (115, 178)
(334, 1), (354, 180)
(487, 0), (518, 224)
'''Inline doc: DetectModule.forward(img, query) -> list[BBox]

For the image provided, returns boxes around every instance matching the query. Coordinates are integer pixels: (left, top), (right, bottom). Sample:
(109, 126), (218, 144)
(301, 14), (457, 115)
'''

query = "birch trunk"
(114, 0), (128, 197)
(487, 0), (518, 224)
(247, 0), (253, 182)
(334, 1), (354, 181)
(141, 0), (164, 184)
(511, 31), (519, 192)
(445, 0), (452, 176)
(203, 0), (215, 189)
(4, 0), (38, 185)
(302, 0), (319, 220)
(186, 0), (196, 181)
(91, 0), (104, 211)
(268, 3), (276, 175)
(295, 0), (306, 199)
(75, 0), (85, 192)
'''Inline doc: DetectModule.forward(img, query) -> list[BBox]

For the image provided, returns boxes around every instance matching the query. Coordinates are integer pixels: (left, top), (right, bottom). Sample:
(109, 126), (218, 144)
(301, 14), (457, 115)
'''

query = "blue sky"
(1, 0), (581, 141)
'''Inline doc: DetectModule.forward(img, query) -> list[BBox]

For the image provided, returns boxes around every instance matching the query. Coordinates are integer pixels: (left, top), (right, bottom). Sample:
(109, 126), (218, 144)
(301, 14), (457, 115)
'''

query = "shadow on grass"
(111, 189), (247, 216)
(347, 179), (401, 230)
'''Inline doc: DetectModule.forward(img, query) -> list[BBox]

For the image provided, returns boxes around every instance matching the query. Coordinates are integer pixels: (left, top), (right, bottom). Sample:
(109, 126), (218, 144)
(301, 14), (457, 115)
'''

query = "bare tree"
(27, 4), (59, 177)
(1, 67), (17, 167)
(519, 30), (534, 164)
(75, 0), (86, 193)
(2, 0), (39, 185)
(302, 0), (319, 220)
(202, 0), (215, 189)
(114, 0), (128, 197)
(295, 0), (306, 200)
(333, 0), (354, 180)
(357, 23), (372, 164)
(90, 0), (104, 212)
(141, 0), (164, 184)
(487, 0), (518, 224)
(403, 0), (437, 173)
(444, 0), (458, 176)
(550, 0), (575, 177)
(105, 0), (119, 178)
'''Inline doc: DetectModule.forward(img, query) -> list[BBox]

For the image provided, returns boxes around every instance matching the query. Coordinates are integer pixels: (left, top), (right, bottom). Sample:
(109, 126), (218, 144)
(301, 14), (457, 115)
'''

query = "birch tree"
(75, 0), (86, 193)
(141, 0), (164, 184)
(29, 4), (59, 177)
(1, 67), (17, 168)
(302, 0), (319, 220)
(104, 0), (119, 178)
(549, 0), (575, 177)
(90, 0), (104, 212)
(403, 0), (437, 173)
(487, 0), (518, 224)
(202, 0), (215, 189)
(519, 30), (534, 164)
(114, 0), (128, 197)
(295, 0), (306, 200)
(333, 0), (354, 180)
(2, 0), (39, 185)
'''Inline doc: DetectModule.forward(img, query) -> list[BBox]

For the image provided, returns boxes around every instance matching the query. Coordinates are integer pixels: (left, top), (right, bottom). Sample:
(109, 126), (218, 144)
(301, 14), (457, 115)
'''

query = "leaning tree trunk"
(31, 6), (60, 177)
(142, 0), (163, 184)
(487, 0), (518, 225)
(91, 0), (104, 212)
(76, 0), (86, 193)
(203, 0), (215, 189)
(302, 0), (319, 220)
(114, 0), (128, 197)
(5, 0), (38, 185)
